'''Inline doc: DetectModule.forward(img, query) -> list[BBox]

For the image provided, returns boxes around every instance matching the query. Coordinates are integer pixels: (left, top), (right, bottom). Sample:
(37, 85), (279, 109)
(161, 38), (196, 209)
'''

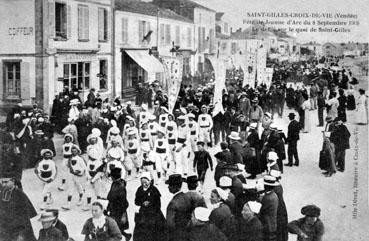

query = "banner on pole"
(208, 57), (227, 117)
(162, 56), (183, 114)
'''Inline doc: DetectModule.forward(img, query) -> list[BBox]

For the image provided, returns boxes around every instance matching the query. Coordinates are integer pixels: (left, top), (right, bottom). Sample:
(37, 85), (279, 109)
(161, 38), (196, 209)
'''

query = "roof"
(302, 42), (321, 46)
(115, 1), (193, 23)
(216, 12), (224, 21)
(175, 0), (216, 12)
(230, 28), (277, 40)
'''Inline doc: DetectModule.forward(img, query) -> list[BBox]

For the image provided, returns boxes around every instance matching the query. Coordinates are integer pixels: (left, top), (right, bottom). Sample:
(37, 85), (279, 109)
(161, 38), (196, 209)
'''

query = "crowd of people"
(0, 57), (368, 241)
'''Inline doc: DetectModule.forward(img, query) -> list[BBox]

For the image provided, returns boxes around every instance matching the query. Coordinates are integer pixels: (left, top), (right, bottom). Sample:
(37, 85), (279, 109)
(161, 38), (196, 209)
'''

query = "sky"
(193, 0), (369, 44)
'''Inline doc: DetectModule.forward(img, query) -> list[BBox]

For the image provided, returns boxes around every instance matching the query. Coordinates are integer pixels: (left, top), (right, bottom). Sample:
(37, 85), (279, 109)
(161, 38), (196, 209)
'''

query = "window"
(224, 23), (228, 33)
(160, 23), (165, 46)
(55, 2), (67, 38)
(138, 20), (150, 45)
(175, 26), (180, 45)
(3, 62), (21, 98)
(165, 24), (171, 45)
(78, 5), (89, 41)
(98, 8), (108, 41)
(209, 29), (215, 53)
(198, 27), (202, 52)
(63, 62), (90, 90)
(199, 13), (202, 23)
(221, 42), (227, 51)
(121, 18), (128, 44)
(99, 60), (108, 90)
(187, 27), (192, 48)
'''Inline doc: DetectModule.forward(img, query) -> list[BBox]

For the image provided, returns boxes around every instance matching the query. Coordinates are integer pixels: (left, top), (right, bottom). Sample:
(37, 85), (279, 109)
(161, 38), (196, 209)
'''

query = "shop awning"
(125, 50), (164, 73)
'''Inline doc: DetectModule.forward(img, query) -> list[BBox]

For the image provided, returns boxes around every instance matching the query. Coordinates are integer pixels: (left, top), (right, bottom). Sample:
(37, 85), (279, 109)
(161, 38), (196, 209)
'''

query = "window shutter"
(138, 20), (143, 44)
(20, 62), (30, 100)
(84, 7), (89, 40)
(67, 4), (71, 39)
(106, 10), (110, 41)
(48, 0), (55, 38)
(78, 6), (83, 39)
(0, 63), (3, 100)
(121, 18), (128, 43)
(98, 8), (103, 41)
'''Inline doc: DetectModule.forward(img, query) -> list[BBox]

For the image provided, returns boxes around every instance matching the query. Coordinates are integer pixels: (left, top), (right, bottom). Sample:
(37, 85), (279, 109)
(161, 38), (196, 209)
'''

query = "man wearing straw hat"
(228, 131), (244, 165)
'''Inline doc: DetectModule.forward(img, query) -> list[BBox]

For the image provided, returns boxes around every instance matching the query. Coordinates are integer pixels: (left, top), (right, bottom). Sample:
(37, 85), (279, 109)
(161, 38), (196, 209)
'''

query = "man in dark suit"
(185, 175), (206, 212)
(285, 113), (300, 166)
(228, 132), (244, 165)
(166, 174), (192, 241)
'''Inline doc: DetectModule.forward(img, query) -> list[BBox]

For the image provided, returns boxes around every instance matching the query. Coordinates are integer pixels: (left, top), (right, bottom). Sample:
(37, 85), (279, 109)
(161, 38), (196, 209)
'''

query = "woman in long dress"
(301, 94), (311, 133)
(356, 89), (368, 125)
(326, 92), (339, 120)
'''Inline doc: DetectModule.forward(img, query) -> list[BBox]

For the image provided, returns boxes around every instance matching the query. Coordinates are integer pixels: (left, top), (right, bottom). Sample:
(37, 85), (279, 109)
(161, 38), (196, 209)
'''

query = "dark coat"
(134, 185), (166, 241)
(330, 124), (350, 150)
(81, 217), (123, 241)
(287, 218), (324, 241)
(287, 120), (300, 143)
(209, 203), (236, 239)
(237, 215), (264, 241)
(259, 190), (279, 238)
(0, 187), (37, 241)
(166, 192), (192, 241)
(185, 190), (207, 213)
(107, 179), (129, 231)
(38, 227), (64, 241)
(229, 141), (244, 164)
(273, 185), (288, 241)
(54, 219), (69, 241)
(186, 223), (228, 241)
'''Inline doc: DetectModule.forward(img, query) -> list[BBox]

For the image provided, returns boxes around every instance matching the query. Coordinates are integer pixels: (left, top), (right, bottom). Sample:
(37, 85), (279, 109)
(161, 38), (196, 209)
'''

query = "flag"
(208, 57), (227, 117)
(162, 56), (183, 114)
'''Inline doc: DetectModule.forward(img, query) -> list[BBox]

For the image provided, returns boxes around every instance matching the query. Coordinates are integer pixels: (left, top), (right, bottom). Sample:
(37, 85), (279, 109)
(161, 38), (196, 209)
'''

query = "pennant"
(162, 56), (183, 114)
(208, 57), (227, 117)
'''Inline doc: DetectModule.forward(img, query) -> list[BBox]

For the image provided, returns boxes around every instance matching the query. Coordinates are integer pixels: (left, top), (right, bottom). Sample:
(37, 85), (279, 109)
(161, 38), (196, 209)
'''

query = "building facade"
(114, 0), (195, 98)
(0, 0), (113, 113)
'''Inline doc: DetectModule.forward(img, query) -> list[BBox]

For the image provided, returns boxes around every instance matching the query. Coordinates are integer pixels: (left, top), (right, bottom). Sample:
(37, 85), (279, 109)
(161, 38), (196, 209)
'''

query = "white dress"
(302, 100), (311, 132)
(356, 95), (368, 124)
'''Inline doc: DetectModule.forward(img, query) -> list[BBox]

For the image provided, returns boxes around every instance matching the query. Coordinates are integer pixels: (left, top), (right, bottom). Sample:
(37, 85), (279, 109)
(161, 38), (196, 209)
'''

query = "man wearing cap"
(174, 115), (191, 176)
(287, 205), (324, 241)
(37, 211), (64, 241)
(198, 105), (213, 147)
(286, 113), (300, 167)
(185, 175), (206, 213)
(187, 207), (228, 241)
(260, 175), (279, 241)
(193, 141), (213, 193)
(165, 174), (192, 241)
(0, 172), (37, 241)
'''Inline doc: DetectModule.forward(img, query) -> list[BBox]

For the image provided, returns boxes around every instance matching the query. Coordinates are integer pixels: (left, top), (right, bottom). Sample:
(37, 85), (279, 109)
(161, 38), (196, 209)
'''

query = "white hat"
(187, 113), (195, 119)
(22, 118), (31, 125)
(127, 101), (132, 105)
(87, 133), (98, 143)
(269, 123), (278, 130)
(161, 106), (169, 113)
(237, 163), (245, 171)
(249, 123), (257, 129)
(247, 201), (262, 214)
(264, 112), (272, 119)
(219, 176), (232, 188)
(324, 131), (331, 138)
(142, 104), (148, 110)
(194, 207), (211, 222)
(263, 175), (279, 186)
(38, 117), (45, 123)
(140, 172), (152, 181)
(127, 129), (136, 136)
(40, 149), (54, 157)
(110, 120), (117, 127)
(38, 211), (56, 222)
(70, 99), (80, 106)
(215, 187), (229, 201)
(91, 128), (101, 137)
(149, 115), (156, 121)
(110, 127), (120, 135)
(177, 115), (186, 121)
(228, 131), (241, 140)
(14, 113), (20, 119)
(267, 151), (278, 161)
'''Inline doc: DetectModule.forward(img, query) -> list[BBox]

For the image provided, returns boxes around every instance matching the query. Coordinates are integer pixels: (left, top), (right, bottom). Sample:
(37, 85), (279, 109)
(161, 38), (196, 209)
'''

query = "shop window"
(78, 5), (89, 41)
(63, 62), (90, 90)
(99, 60), (108, 90)
(98, 8), (108, 41)
(55, 2), (67, 38)
(3, 62), (21, 98)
